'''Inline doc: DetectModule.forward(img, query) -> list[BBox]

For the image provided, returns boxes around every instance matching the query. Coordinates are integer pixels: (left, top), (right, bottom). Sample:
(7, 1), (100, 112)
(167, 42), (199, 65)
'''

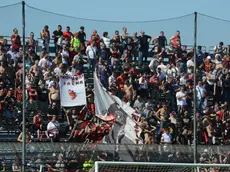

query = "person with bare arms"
(15, 66), (23, 86)
(29, 60), (41, 85)
(0, 62), (7, 80)
(48, 82), (60, 106)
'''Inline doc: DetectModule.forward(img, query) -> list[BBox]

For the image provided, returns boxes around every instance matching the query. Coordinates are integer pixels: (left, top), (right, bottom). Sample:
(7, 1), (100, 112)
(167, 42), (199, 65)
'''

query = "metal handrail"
(2, 35), (206, 52)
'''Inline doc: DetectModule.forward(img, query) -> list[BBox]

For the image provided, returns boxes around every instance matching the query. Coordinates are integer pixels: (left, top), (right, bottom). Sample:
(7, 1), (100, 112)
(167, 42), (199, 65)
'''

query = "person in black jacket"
(138, 31), (151, 66)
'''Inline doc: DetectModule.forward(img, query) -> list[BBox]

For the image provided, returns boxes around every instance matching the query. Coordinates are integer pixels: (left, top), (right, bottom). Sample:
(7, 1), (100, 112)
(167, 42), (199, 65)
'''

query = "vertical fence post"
(22, 0), (26, 172)
(193, 11), (198, 165)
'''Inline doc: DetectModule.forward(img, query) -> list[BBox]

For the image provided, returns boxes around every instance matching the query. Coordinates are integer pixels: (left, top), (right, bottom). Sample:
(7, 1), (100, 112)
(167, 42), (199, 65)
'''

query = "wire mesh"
(25, 4), (194, 45)
(0, 3), (230, 49)
(197, 13), (230, 51)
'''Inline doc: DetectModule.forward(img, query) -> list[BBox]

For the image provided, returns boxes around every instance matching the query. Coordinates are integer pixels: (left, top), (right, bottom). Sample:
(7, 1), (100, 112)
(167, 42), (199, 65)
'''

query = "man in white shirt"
(47, 116), (60, 142)
(54, 64), (63, 76)
(186, 57), (194, 73)
(157, 61), (167, 74)
(196, 81), (206, 111)
(38, 53), (48, 69)
(179, 73), (188, 86)
(108, 72), (116, 88)
(61, 44), (69, 65)
(176, 87), (187, 115)
(161, 128), (172, 144)
(86, 41), (97, 71)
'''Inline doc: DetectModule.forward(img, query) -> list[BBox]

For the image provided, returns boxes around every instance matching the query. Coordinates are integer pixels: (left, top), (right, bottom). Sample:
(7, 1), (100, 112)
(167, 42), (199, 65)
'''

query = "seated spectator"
(46, 115), (60, 142)
(12, 156), (21, 172)
(33, 110), (42, 138)
(161, 128), (172, 144)
(54, 153), (66, 172)
(17, 128), (32, 144)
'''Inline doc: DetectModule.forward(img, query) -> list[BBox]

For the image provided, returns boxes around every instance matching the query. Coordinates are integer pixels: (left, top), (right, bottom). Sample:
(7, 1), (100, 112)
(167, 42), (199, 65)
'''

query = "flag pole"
(193, 11), (198, 164)
(21, 0), (26, 172)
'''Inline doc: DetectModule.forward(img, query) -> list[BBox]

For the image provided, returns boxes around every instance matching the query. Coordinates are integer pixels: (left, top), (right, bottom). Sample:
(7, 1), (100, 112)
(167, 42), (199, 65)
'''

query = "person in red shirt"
(11, 28), (21, 51)
(14, 85), (23, 104)
(87, 30), (100, 48)
(170, 30), (181, 48)
(27, 84), (38, 111)
(63, 26), (73, 46)
(116, 73), (125, 89)
(75, 69), (82, 77)
(33, 110), (42, 139)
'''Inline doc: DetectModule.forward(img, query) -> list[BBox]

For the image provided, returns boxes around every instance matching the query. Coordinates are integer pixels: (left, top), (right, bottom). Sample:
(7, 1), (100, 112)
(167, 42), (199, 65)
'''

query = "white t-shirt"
(38, 58), (47, 68)
(157, 64), (167, 74)
(109, 75), (116, 86)
(54, 67), (62, 75)
(102, 36), (110, 48)
(207, 73), (215, 85)
(161, 133), (172, 143)
(65, 71), (73, 76)
(139, 77), (148, 89)
(196, 86), (206, 100)
(86, 45), (97, 59)
(176, 91), (187, 106)
(187, 59), (194, 68)
(47, 121), (60, 135)
(61, 50), (69, 64)
(179, 77), (187, 86)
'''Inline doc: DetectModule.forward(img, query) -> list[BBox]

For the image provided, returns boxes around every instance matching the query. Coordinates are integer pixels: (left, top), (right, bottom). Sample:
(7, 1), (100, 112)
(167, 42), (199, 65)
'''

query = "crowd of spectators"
(0, 25), (230, 170)
(95, 28), (230, 146)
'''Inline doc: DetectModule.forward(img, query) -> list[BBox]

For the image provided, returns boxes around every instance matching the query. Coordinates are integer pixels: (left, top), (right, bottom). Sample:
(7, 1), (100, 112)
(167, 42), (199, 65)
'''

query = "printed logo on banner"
(68, 89), (77, 100)
(60, 74), (87, 107)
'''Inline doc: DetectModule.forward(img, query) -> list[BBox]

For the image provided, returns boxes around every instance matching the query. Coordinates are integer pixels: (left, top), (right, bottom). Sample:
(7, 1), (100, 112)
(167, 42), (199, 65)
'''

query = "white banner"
(94, 73), (142, 144)
(60, 74), (87, 107)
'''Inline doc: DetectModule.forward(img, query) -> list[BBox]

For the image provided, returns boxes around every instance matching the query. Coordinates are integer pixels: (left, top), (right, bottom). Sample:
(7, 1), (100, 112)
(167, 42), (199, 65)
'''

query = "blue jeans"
(197, 99), (204, 112)
(179, 62), (187, 73)
(89, 58), (96, 71)
(138, 51), (148, 66)
(54, 43), (61, 55)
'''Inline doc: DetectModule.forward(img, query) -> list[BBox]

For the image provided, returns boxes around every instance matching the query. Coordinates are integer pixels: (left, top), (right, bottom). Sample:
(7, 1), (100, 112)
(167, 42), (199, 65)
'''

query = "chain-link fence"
(0, 143), (229, 171)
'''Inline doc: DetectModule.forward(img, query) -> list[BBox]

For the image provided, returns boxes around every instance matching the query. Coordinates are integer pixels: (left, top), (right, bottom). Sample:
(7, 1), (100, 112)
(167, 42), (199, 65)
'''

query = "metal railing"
(2, 35), (207, 56)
